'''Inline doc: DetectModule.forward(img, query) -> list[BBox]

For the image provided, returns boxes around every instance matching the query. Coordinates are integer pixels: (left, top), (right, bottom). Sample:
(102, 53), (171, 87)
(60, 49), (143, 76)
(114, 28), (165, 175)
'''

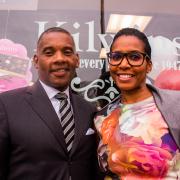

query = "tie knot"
(55, 92), (68, 101)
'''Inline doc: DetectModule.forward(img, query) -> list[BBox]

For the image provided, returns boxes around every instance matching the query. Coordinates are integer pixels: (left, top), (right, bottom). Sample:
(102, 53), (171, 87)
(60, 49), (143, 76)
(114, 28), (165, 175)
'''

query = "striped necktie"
(55, 92), (75, 152)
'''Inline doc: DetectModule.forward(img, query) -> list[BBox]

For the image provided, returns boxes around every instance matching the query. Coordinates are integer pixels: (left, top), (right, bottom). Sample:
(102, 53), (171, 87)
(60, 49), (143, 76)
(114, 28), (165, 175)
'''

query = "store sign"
(0, 10), (180, 102)
(34, 20), (114, 72)
(35, 20), (114, 52)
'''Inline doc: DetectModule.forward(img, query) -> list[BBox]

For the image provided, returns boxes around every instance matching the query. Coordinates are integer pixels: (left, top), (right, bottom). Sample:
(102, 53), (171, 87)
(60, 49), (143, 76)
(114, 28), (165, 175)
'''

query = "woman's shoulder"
(154, 86), (180, 99)
(148, 84), (180, 98)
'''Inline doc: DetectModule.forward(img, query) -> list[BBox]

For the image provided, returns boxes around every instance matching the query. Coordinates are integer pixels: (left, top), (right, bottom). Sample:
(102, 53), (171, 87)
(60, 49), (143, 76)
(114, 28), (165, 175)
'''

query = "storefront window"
(0, 0), (180, 108)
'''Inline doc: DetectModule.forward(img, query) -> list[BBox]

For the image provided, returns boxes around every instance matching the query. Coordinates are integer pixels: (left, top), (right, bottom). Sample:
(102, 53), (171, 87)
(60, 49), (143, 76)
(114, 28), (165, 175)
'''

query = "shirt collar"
(39, 80), (70, 100)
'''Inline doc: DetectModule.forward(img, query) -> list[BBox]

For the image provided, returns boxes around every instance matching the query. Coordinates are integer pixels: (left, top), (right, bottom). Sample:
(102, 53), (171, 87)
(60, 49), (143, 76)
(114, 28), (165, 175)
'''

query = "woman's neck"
(120, 86), (152, 104)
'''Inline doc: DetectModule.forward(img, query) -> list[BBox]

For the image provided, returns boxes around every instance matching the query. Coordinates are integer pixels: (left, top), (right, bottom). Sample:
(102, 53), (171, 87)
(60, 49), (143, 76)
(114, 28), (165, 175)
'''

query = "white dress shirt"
(39, 80), (71, 119)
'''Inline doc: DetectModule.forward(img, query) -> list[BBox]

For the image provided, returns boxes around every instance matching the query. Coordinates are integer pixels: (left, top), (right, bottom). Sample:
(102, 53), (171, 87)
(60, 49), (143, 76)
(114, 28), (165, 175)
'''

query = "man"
(0, 27), (101, 180)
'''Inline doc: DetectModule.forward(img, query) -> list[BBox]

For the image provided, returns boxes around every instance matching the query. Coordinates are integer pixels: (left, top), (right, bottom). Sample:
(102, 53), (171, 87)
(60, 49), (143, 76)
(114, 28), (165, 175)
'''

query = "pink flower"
(108, 139), (172, 178)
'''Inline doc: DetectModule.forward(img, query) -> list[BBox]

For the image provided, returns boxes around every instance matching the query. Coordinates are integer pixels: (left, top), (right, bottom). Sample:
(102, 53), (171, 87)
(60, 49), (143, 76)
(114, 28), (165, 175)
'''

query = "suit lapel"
(25, 81), (68, 154)
(163, 112), (180, 149)
(152, 87), (180, 149)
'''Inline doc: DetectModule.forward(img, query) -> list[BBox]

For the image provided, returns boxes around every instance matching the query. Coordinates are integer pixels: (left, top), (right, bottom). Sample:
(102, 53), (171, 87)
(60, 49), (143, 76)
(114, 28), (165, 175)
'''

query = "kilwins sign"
(1, 17), (180, 105)
(35, 21), (180, 71)
(35, 21), (180, 104)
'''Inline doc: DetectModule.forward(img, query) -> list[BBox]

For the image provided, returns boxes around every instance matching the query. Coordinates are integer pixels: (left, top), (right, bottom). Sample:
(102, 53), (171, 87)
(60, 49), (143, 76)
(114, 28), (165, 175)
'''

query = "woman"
(94, 28), (180, 180)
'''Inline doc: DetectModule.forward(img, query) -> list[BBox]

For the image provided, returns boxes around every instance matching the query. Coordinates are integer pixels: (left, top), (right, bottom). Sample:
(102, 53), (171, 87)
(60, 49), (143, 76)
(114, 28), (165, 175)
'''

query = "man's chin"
(52, 81), (70, 91)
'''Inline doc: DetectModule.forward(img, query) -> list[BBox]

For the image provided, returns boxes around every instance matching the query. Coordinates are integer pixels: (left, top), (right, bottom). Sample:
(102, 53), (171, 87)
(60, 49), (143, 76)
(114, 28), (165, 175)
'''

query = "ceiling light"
(106, 14), (152, 33)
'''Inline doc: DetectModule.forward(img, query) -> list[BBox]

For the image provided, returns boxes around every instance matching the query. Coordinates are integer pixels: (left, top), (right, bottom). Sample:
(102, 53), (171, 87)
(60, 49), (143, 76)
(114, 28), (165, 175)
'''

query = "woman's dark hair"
(110, 28), (151, 59)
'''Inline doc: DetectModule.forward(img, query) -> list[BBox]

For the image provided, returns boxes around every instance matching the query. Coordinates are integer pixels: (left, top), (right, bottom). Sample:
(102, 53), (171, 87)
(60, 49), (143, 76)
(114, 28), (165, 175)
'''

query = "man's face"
(33, 31), (79, 91)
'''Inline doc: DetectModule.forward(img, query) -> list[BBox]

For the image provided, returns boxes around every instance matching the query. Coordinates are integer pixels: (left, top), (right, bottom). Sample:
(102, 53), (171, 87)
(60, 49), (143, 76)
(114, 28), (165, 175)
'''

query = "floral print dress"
(94, 96), (180, 180)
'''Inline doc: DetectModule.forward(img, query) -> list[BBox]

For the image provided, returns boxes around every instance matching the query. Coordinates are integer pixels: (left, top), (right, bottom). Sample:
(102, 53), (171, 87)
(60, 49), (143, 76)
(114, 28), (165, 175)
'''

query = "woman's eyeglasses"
(107, 51), (150, 67)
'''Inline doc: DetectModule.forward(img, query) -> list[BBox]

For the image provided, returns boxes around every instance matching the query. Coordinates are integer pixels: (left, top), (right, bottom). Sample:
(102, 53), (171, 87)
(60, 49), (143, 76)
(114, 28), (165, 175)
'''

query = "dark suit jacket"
(0, 81), (101, 180)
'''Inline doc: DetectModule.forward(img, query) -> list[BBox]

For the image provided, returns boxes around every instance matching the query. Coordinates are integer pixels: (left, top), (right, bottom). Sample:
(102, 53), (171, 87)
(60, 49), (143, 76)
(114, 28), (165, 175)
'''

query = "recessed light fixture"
(106, 14), (152, 33)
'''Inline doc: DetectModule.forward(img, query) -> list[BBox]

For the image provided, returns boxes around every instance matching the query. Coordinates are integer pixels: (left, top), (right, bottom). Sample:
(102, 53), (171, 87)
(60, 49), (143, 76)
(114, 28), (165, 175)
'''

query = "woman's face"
(109, 35), (152, 92)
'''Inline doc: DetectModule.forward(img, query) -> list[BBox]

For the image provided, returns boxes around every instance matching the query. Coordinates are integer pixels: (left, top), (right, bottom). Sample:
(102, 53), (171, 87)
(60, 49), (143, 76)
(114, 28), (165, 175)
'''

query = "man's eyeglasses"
(107, 51), (150, 67)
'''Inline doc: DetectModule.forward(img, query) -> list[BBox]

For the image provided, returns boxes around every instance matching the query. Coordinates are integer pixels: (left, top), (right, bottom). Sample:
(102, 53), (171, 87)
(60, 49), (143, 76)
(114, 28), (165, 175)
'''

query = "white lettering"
(79, 59), (105, 69)
(86, 21), (98, 52)
(35, 20), (115, 53)
(56, 21), (67, 27)
(72, 32), (83, 52)
(35, 21), (48, 37)
(72, 22), (83, 52)
(97, 34), (110, 51)
(89, 59), (95, 68)
(99, 59), (104, 70)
